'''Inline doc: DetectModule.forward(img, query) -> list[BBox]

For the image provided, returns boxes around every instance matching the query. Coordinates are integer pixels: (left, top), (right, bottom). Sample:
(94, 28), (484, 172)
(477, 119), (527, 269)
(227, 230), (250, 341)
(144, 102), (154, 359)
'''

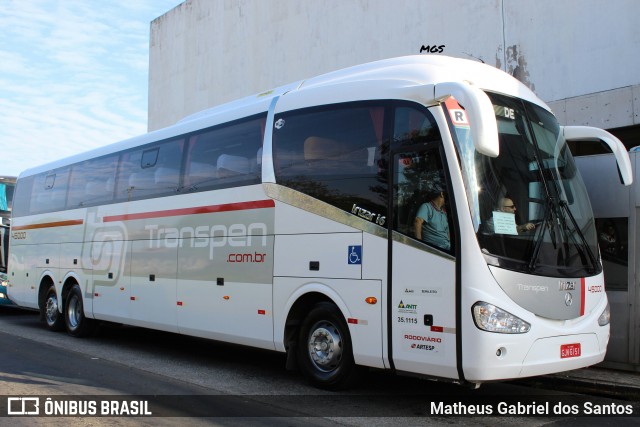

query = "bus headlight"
(598, 302), (610, 326)
(472, 302), (530, 334)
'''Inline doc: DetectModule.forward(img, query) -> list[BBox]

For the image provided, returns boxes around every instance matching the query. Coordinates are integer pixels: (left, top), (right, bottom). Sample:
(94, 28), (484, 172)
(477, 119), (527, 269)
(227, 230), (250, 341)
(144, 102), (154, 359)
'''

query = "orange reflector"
(365, 297), (377, 305)
(223, 295), (230, 300)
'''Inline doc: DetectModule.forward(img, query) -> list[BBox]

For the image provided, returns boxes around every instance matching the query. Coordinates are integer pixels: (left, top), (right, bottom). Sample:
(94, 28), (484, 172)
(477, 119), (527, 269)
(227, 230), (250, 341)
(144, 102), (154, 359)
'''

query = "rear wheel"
(297, 302), (360, 390)
(42, 284), (65, 331)
(65, 284), (96, 337)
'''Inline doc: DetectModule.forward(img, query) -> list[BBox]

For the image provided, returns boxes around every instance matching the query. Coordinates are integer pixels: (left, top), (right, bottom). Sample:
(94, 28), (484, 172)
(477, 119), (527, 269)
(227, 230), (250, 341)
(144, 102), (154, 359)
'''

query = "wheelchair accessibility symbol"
(348, 246), (362, 265)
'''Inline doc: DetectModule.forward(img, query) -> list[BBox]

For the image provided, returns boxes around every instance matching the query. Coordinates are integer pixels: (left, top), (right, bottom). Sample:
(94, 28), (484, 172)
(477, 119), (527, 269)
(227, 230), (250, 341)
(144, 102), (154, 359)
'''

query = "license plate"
(560, 343), (581, 358)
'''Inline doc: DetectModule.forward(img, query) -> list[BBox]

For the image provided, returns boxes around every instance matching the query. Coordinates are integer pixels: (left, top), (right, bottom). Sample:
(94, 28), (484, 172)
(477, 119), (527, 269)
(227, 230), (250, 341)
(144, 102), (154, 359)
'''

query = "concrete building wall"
(148, 0), (640, 132)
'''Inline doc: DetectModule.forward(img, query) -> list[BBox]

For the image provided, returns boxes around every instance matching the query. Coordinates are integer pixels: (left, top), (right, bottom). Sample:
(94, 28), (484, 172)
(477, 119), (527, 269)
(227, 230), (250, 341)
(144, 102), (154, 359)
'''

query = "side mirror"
(563, 126), (633, 186)
(434, 82), (499, 158)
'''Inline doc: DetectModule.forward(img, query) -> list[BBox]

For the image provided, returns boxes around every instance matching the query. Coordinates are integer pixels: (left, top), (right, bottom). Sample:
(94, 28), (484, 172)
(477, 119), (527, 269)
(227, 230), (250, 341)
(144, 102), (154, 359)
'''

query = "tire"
(297, 302), (360, 390)
(42, 284), (65, 332)
(64, 284), (96, 337)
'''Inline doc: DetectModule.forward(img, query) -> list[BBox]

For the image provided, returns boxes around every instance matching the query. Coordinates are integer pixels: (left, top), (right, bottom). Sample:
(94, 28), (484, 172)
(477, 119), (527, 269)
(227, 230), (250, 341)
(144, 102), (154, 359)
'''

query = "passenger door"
(388, 105), (458, 379)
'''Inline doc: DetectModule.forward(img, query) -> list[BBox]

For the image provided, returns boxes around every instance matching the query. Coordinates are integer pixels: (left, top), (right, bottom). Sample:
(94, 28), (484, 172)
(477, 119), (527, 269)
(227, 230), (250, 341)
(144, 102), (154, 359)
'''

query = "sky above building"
(0, 0), (184, 177)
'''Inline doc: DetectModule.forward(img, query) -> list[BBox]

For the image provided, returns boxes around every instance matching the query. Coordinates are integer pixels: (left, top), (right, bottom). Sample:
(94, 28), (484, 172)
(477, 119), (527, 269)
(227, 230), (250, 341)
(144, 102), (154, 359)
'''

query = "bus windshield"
(450, 92), (599, 277)
(0, 178), (15, 225)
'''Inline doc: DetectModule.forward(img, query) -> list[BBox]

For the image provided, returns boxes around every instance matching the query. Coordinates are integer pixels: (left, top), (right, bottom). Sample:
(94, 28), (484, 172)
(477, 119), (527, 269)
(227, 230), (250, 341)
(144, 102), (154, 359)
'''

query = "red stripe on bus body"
(12, 219), (84, 231)
(580, 277), (586, 316)
(103, 200), (275, 223)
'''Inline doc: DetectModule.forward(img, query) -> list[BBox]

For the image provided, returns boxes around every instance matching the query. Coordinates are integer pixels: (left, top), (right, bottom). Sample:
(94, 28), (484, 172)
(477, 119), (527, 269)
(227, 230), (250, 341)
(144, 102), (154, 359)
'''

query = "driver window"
(391, 104), (452, 254)
(393, 147), (453, 254)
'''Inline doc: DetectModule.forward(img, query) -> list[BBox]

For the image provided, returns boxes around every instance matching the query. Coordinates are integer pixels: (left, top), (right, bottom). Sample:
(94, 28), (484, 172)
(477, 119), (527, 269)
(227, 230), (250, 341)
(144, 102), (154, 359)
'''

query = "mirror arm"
(563, 126), (633, 186)
(433, 82), (499, 158)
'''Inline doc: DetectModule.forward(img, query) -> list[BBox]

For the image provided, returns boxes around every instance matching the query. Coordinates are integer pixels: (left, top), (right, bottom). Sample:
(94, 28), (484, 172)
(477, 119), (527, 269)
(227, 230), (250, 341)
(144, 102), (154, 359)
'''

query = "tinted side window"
(393, 105), (440, 147)
(184, 114), (265, 192)
(14, 115), (267, 214)
(12, 176), (34, 218)
(29, 168), (70, 214)
(391, 105), (446, 245)
(115, 138), (184, 202)
(273, 102), (388, 222)
(393, 146), (453, 254)
(68, 155), (118, 208)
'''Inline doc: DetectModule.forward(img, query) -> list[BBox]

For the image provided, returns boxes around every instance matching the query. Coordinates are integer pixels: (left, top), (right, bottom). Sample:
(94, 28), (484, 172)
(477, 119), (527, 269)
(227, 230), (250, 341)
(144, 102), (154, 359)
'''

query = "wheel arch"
(281, 284), (352, 369)
(60, 272), (82, 313)
(37, 273), (56, 315)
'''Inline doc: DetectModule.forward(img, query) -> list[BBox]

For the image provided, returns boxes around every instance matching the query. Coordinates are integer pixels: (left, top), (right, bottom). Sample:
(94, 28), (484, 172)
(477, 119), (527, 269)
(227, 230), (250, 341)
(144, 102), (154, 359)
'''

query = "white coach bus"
(7, 55), (632, 389)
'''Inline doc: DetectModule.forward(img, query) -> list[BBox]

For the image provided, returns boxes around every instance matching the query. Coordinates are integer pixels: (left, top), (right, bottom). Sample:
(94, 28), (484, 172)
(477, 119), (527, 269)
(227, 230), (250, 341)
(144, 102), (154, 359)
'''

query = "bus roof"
(19, 55), (547, 179)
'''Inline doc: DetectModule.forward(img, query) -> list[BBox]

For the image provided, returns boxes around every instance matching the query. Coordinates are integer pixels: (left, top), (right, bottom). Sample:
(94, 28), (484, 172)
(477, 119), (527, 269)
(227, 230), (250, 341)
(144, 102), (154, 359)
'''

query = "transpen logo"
(83, 211), (129, 283)
(145, 222), (268, 260)
(516, 284), (549, 293)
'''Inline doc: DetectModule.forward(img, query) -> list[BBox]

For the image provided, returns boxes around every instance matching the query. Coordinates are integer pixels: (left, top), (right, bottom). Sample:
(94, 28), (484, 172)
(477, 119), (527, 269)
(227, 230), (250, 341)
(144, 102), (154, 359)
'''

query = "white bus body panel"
(273, 233), (363, 279)
(457, 231), (608, 381)
(390, 238), (458, 379)
(271, 200), (385, 368)
(273, 277), (384, 369)
(460, 265), (608, 381)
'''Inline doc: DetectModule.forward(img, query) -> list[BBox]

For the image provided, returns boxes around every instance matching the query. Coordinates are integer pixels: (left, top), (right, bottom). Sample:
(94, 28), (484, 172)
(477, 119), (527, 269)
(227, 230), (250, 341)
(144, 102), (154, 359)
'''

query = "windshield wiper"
(528, 198), (556, 272)
(558, 200), (598, 274)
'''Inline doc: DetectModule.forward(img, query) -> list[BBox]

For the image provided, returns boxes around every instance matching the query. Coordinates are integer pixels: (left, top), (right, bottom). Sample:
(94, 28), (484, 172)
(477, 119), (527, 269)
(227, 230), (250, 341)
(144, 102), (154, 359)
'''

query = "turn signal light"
(365, 297), (377, 305)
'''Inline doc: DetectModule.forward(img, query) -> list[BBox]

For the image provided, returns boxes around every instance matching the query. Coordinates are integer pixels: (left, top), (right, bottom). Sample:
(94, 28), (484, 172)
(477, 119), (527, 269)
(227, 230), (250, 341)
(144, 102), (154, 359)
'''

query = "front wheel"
(65, 284), (96, 337)
(297, 302), (360, 390)
(42, 284), (65, 331)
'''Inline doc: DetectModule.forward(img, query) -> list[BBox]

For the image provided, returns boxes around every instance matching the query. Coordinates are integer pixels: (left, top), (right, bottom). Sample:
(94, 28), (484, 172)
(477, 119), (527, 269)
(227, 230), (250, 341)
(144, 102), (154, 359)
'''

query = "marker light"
(365, 297), (377, 305)
(472, 301), (530, 334)
(598, 301), (610, 326)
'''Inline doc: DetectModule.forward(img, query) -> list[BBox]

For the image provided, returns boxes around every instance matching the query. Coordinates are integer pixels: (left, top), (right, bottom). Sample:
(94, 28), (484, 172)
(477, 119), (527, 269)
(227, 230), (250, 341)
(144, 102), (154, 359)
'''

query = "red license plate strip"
(560, 343), (581, 358)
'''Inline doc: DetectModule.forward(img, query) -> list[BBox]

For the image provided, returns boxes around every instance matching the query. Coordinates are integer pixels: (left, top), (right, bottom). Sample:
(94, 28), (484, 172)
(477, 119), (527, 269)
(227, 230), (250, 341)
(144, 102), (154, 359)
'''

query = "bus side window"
(391, 104), (452, 253)
(11, 176), (33, 218)
(392, 147), (452, 253)
(29, 168), (70, 214)
(115, 138), (184, 201)
(185, 114), (264, 191)
(273, 102), (387, 220)
(68, 155), (118, 208)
